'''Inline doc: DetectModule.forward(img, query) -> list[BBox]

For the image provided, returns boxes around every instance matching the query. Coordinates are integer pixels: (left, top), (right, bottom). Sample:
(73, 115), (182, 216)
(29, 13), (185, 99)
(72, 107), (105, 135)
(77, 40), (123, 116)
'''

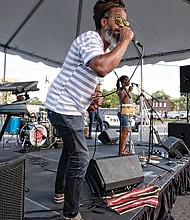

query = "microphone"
(131, 82), (140, 87)
(136, 93), (144, 103)
(132, 39), (143, 47)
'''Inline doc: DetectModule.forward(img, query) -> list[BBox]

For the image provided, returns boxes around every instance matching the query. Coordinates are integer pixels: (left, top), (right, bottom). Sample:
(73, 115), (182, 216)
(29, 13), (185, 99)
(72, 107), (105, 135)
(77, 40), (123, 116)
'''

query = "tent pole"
(3, 48), (7, 81)
(2, 48), (7, 104)
(139, 58), (144, 142)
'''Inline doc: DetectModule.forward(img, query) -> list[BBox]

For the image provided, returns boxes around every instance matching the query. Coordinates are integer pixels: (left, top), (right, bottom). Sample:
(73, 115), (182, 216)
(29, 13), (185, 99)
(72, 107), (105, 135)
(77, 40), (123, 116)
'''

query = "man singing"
(45, 0), (134, 219)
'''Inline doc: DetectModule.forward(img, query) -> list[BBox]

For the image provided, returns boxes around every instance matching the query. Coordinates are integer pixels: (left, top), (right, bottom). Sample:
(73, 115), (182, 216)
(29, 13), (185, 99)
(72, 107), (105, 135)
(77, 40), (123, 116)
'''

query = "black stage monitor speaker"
(0, 150), (25, 220)
(98, 129), (119, 144)
(180, 65), (190, 93)
(85, 155), (144, 196)
(162, 136), (189, 158)
(168, 122), (190, 149)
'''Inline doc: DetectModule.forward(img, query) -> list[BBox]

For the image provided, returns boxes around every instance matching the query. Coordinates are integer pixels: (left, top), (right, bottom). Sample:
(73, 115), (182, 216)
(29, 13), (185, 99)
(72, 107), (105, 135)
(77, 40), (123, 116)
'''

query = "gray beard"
(104, 25), (119, 47)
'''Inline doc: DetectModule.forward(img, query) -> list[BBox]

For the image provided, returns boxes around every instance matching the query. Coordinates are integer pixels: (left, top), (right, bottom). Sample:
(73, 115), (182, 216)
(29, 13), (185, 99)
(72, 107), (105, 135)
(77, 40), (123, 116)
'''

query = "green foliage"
(170, 94), (188, 111)
(102, 88), (137, 107)
(152, 90), (171, 100)
(101, 88), (188, 111)
(102, 88), (118, 108)
(28, 96), (43, 105)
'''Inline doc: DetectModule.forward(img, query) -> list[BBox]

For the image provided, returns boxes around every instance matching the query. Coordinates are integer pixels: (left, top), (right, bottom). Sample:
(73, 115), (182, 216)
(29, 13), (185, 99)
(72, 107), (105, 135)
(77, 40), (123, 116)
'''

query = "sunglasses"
(115, 15), (129, 27)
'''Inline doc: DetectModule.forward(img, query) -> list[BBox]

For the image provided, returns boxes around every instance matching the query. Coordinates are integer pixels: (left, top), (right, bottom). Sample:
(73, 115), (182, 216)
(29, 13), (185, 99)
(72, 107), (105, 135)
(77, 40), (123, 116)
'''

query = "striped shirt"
(45, 30), (105, 116)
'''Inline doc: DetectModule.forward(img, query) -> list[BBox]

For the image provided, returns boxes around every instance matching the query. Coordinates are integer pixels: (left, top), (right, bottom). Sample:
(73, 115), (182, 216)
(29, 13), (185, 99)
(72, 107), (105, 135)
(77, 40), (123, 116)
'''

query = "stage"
(0, 134), (190, 220)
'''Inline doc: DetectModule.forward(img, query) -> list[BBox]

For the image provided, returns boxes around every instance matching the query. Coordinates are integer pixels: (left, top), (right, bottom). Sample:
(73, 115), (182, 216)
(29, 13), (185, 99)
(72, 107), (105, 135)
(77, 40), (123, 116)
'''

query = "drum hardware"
(40, 125), (61, 150)
(21, 135), (28, 149)
(33, 124), (47, 149)
(19, 121), (62, 150)
(19, 122), (48, 149)
(126, 117), (135, 154)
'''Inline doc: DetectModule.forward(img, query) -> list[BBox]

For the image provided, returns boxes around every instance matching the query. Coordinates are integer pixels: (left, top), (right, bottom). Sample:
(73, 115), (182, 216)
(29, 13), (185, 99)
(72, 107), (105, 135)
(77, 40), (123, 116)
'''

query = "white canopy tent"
(0, 0), (190, 143)
(0, 0), (190, 72)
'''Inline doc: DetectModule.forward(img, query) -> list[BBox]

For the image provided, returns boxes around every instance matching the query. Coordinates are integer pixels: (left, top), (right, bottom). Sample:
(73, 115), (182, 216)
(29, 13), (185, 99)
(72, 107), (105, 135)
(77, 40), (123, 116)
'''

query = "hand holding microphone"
(92, 91), (103, 107)
(128, 85), (133, 92)
(119, 26), (134, 45)
(131, 82), (140, 87)
(119, 26), (143, 47)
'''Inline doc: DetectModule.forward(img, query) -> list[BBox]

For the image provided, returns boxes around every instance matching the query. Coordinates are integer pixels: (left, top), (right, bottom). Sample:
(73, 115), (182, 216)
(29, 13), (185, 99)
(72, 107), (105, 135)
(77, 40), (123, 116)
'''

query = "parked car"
(167, 111), (188, 119)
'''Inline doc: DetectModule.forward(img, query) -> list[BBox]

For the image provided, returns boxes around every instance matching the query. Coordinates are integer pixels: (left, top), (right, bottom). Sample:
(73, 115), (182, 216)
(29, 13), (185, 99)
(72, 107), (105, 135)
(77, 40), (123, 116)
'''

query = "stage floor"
(0, 133), (190, 220)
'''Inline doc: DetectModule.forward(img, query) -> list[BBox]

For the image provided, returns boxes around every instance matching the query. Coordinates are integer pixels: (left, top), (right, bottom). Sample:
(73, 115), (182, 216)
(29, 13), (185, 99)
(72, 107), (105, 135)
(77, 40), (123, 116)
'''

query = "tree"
(102, 88), (137, 108)
(28, 97), (43, 105)
(102, 88), (118, 108)
(152, 90), (171, 100)
(170, 95), (188, 111)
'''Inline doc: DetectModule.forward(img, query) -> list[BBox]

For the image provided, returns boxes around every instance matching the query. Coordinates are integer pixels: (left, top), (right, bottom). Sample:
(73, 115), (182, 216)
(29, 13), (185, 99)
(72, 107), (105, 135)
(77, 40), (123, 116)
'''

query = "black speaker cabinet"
(162, 136), (189, 158)
(168, 122), (190, 149)
(85, 155), (144, 196)
(98, 129), (119, 144)
(0, 150), (25, 220)
(180, 65), (190, 93)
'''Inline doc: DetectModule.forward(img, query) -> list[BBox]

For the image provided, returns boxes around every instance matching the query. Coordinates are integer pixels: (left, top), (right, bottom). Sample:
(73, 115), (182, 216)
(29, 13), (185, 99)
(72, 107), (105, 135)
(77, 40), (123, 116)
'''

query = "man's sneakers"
(86, 135), (93, 139)
(63, 212), (84, 220)
(54, 195), (84, 219)
(53, 193), (64, 203)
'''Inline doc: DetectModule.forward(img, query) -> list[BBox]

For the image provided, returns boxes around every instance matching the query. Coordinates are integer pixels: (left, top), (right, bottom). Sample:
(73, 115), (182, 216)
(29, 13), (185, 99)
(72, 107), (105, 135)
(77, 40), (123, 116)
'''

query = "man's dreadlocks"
(93, 0), (126, 31)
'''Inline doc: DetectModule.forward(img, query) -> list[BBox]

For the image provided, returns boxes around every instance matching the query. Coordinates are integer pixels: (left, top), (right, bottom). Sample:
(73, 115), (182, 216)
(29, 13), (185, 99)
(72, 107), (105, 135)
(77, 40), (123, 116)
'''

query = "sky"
(0, 51), (190, 102)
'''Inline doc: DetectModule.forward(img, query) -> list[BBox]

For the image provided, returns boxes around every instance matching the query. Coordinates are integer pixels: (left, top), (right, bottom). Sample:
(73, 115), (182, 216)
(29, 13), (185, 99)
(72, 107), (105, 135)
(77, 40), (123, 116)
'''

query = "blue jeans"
(117, 112), (129, 127)
(88, 110), (104, 135)
(47, 110), (89, 218)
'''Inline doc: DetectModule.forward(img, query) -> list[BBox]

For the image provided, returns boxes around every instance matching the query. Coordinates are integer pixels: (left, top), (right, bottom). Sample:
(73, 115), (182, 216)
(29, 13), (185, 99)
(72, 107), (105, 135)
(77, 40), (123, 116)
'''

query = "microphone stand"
(91, 106), (101, 160)
(135, 88), (172, 172)
(113, 38), (144, 155)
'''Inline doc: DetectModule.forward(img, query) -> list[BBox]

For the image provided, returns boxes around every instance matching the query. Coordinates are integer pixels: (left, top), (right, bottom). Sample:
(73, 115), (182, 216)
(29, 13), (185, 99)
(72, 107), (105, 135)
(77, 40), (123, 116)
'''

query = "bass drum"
(20, 123), (47, 147)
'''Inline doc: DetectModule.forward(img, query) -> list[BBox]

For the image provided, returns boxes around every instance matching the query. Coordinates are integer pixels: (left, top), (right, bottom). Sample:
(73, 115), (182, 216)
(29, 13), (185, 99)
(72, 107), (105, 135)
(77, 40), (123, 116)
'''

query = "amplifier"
(0, 150), (25, 220)
(98, 129), (119, 144)
(86, 155), (144, 196)
(168, 122), (190, 149)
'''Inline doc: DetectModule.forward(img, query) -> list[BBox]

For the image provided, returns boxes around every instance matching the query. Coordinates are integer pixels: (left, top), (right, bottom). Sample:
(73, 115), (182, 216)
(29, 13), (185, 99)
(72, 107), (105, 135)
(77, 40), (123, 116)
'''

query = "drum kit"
(120, 103), (136, 154)
(19, 120), (61, 150)
(5, 114), (61, 150)
(19, 122), (48, 148)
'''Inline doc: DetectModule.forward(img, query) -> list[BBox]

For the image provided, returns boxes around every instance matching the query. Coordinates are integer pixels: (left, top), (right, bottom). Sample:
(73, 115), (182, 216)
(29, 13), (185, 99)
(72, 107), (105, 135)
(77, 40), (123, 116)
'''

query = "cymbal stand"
(126, 116), (135, 154)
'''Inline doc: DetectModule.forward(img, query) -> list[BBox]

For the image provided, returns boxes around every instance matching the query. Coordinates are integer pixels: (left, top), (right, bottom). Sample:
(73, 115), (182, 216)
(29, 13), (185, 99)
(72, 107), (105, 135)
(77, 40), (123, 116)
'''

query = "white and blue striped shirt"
(45, 30), (105, 116)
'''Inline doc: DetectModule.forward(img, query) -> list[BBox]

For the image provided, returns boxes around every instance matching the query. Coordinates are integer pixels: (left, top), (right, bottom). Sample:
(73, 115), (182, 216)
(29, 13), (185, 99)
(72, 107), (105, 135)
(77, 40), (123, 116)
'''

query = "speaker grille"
(0, 151), (25, 220)
(98, 130), (119, 144)
(86, 155), (144, 196)
(162, 136), (189, 158)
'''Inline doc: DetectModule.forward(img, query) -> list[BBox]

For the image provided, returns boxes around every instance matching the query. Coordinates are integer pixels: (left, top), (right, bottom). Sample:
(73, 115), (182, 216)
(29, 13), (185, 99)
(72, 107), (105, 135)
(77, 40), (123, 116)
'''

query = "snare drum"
(20, 122), (47, 146)
(120, 104), (136, 116)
